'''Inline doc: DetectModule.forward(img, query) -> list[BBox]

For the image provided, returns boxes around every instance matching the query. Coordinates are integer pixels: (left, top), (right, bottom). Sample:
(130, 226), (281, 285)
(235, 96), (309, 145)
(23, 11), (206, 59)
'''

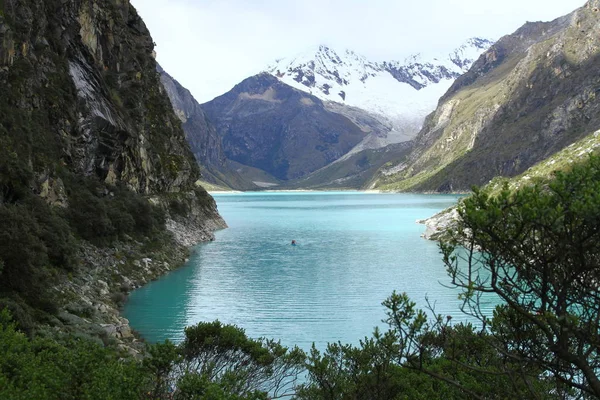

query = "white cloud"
(131, 0), (586, 103)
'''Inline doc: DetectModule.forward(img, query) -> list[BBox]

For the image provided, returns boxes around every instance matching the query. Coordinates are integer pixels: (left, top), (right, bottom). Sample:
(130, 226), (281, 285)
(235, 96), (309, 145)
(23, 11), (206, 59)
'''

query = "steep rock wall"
(0, 0), (225, 339)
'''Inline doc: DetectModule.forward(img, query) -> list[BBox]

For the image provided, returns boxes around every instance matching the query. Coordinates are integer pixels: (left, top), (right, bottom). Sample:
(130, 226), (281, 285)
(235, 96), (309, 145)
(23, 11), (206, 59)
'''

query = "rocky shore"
(417, 206), (460, 241)
(52, 214), (226, 357)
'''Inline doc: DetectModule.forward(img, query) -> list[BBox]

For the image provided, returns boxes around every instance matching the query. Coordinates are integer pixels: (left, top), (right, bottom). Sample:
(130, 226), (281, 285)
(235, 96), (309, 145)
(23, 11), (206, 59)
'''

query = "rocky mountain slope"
(283, 141), (414, 190)
(0, 0), (224, 340)
(372, 0), (600, 192)
(196, 39), (493, 189)
(268, 39), (493, 139)
(158, 65), (256, 190)
(421, 126), (600, 241)
(201, 73), (368, 181)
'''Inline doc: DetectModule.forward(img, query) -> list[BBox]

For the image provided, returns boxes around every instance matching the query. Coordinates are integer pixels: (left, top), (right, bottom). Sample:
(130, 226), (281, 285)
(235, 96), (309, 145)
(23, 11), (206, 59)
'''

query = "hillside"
(422, 127), (600, 240)
(158, 65), (257, 190)
(201, 73), (368, 181)
(373, 1), (600, 192)
(0, 0), (224, 339)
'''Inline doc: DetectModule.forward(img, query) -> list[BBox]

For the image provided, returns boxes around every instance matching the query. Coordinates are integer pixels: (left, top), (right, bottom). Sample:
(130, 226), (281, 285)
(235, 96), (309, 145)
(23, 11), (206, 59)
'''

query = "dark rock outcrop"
(0, 0), (225, 336)
(0, 0), (224, 225)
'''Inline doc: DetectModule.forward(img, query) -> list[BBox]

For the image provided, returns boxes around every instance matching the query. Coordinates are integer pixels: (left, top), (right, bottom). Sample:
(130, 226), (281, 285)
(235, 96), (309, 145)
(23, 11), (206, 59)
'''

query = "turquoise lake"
(124, 192), (495, 350)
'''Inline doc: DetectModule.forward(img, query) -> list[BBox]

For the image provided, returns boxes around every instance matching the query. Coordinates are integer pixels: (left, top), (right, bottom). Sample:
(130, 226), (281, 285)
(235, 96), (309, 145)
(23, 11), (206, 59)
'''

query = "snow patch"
(266, 38), (493, 138)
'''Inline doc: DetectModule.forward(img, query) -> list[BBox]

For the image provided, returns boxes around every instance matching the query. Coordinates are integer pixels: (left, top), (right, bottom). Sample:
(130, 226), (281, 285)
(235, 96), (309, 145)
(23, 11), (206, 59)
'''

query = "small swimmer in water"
(291, 240), (297, 246)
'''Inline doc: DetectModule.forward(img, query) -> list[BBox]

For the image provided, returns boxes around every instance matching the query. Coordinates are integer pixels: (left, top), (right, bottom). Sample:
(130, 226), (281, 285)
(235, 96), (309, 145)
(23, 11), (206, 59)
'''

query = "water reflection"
(124, 192), (497, 350)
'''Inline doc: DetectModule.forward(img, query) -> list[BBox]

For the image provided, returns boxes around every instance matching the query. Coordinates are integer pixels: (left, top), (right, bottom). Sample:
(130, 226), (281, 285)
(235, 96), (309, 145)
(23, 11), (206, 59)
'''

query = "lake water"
(124, 192), (495, 350)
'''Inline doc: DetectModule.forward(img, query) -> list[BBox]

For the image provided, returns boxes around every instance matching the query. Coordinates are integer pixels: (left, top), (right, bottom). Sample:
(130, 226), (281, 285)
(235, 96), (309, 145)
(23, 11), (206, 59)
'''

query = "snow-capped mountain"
(267, 38), (494, 139)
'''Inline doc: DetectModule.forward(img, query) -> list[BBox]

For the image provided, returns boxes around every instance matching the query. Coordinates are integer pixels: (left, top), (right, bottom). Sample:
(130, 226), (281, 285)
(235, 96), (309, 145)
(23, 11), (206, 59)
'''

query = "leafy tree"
(0, 309), (148, 399)
(145, 320), (305, 399)
(299, 292), (553, 400)
(441, 155), (600, 398)
(299, 157), (600, 399)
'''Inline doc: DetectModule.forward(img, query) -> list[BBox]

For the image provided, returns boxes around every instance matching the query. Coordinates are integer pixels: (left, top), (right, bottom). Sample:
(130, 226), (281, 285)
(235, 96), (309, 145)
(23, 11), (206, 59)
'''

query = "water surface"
(124, 192), (494, 349)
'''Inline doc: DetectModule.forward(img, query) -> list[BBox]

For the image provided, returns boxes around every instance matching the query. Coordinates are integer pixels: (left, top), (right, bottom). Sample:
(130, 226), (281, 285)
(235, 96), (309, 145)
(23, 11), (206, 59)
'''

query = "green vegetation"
(0, 169), (169, 327)
(196, 180), (233, 192)
(0, 311), (303, 400)
(297, 295), (553, 399)
(5, 155), (600, 398)
(0, 309), (147, 399)
(485, 129), (600, 194)
(440, 154), (600, 398)
(296, 155), (600, 399)
(0, 196), (76, 319)
(63, 174), (166, 245)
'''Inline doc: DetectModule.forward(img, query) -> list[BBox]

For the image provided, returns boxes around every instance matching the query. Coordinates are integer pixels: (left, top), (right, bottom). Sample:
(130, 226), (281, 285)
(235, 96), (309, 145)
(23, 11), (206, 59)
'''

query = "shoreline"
(53, 212), (225, 356)
(209, 189), (456, 194)
(209, 188), (471, 195)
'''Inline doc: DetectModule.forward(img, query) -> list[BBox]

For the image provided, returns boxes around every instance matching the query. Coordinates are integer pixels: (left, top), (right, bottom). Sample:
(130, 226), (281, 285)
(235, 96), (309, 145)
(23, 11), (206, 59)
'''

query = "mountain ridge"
(372, 1), (600, 192)
(201, 73), (368, 181)
(267, 38), (493, 138)
(158, 64), (256, 190)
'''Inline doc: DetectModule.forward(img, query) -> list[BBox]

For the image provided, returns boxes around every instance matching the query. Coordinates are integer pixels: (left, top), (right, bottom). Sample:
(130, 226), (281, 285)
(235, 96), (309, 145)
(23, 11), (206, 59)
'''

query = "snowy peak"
(266, 37), (493, 141)
(382, 39), (493, 90)
(271, 45), (382, 100)
(268, 38), (493, 97)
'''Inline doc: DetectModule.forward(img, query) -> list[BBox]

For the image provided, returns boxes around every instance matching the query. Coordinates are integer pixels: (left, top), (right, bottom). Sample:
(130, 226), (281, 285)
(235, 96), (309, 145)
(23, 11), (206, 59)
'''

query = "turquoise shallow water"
(124, 192), (495, 350)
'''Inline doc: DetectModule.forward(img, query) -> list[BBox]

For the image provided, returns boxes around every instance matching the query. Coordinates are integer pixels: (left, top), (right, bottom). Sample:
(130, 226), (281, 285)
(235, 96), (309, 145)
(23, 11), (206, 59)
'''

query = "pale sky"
(130, 0), (586, 103)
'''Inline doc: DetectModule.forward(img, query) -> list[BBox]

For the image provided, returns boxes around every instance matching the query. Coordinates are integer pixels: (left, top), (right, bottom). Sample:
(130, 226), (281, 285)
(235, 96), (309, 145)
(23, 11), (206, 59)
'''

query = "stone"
(97, 280), (109, 296)
(118, 324), (134, 339)
(101, 324), (118, 337)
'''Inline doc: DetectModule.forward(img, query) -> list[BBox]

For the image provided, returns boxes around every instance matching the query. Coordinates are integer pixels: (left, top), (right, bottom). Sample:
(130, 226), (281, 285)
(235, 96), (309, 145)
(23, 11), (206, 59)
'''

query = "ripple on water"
(124, 192), (498, 350)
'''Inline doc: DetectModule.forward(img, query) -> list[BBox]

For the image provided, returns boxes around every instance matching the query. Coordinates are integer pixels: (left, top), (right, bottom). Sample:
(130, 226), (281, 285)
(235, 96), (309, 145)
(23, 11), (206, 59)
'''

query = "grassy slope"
(283, 142), (413, 190)
(375, 6), (600, 192)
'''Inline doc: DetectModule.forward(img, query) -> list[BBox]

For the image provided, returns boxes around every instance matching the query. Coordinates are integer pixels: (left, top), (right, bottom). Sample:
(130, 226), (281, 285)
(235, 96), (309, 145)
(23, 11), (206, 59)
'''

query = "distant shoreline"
(208, 189), (380, 194)
(208, 189), (469, 195)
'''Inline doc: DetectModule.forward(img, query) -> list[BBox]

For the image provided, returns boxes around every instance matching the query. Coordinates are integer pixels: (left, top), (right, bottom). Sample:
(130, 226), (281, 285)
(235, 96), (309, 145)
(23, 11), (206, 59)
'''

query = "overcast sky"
(130, 0), (585, 103)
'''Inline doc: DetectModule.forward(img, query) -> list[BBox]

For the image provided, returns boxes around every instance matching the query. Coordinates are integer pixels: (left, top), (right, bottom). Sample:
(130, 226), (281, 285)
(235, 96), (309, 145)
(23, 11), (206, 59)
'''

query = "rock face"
(0, 0), (225, 337)
(373, 1), (600, 192)
(201, 73), (368, 180)
(419, 128), (600, 242)
(0, 0), (224, 224)
(158, 64), (256, 190)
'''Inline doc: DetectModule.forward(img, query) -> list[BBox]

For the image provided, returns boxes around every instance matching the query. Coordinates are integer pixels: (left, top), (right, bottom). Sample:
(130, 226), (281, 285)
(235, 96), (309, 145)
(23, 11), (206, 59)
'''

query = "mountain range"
(190, 39), (493, 188)
(170, 1), (600, 193)
(268, 38), (493, 139)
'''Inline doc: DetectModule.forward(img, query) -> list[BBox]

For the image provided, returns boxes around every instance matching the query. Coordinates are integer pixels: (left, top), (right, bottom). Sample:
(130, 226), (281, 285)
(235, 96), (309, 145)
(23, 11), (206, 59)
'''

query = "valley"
(1, 0), (600, 398)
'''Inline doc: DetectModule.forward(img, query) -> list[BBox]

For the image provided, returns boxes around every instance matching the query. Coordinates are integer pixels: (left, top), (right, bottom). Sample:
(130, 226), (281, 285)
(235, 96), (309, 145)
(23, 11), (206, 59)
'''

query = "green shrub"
(0, 203), (55, 310)
(0, 309), (148, 399)
(64, 175), (165, 244)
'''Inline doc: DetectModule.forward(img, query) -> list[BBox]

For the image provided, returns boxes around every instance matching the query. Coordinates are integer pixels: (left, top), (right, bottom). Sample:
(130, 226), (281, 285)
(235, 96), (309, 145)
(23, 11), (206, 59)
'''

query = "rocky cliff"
(372, 1), (600, 192)
(201, 73), (367, 181)
(0, 0), (225, 340)
(158, 64), (256, 190)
